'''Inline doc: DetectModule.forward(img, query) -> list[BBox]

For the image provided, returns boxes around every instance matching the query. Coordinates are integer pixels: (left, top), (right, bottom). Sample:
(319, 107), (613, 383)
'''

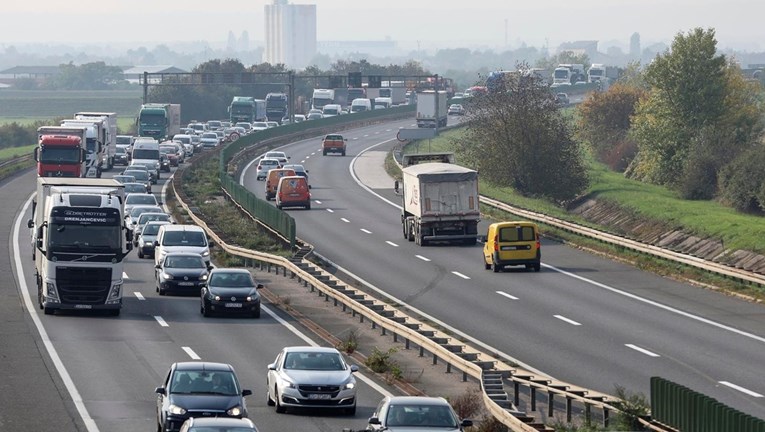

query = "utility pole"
(434, 73), (439, 135)
(288, 70), (294, 124)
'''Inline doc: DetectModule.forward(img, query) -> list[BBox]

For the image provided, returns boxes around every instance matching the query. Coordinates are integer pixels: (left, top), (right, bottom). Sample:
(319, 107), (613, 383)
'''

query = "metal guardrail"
(0, 153), (33, 170)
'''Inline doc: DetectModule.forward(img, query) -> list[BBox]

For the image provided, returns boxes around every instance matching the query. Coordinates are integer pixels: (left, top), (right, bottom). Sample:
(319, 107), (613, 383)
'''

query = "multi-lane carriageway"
(3, 118), (765, 431)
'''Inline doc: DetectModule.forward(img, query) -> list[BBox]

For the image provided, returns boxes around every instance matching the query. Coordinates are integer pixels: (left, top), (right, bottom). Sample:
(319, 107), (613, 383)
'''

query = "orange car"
(321, 134), (347, 156)
(276, 176), (311, 210)
(265, 168), (296, 200)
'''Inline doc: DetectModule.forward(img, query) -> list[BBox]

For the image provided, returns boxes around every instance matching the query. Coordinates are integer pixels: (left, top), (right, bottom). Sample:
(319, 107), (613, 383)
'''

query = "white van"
(322, 104), (343, 117)
(131, 139), (161, 179)
(374, 97), (392, 109)
(154, 224), (211, 267)
(350, 98), (372, 113)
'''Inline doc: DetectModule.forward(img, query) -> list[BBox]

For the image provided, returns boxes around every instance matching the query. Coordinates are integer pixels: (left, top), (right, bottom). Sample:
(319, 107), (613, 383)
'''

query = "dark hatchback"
(156, 362), (251, 432)
(156, 252), (211, 296)
(201, 269), (263, 318)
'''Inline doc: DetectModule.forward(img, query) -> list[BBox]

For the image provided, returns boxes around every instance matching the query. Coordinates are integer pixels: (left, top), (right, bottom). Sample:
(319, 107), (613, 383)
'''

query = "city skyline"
(1, 1), (763, 52)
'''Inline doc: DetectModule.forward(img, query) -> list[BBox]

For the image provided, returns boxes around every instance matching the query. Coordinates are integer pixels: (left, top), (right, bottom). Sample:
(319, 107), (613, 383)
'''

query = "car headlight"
(161, 272), (173, 280)
(344, 381), (356, 390)
(226, 406), (244, 417)
(200, 274), (208, 281)
(202, 250), (210, 257)
(213, 295), (221, 301)
(144, 241), (153, 246)
(279, 376), (296, 389)
(168, 404), (186, 415)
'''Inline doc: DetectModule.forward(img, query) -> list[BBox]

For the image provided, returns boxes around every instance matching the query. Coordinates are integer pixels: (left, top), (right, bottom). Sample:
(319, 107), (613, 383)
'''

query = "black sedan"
(155, 252), (211, 296)
(156, 361), (252, 432)
(201, 268), (263, 318)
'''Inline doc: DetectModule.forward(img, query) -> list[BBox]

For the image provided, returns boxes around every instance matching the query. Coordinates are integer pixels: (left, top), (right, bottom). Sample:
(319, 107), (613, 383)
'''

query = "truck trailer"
(60, 118), (108, 178)
(400, 162), (480, 246)
(75, 112), (117, 170)
(28, 178), (132, 315)
(35, 126), (88, 178)
(229, 97), (266, 123)
(416, 90), (448, 128)
(265, 93), (288, 123)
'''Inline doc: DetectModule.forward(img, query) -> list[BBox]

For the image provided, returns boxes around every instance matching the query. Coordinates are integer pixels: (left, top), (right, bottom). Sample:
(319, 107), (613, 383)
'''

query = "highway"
(4, 160), (398, 432)
(240, 117), (765, 419)
(3, 116), (765, 431)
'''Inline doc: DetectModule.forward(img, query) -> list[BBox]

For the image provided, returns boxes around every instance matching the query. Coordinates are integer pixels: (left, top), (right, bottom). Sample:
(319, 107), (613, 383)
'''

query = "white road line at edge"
(341, 218), (350, 223)
(122, 272), (129, 279)
(719, 381), (763, 398)
(154, 316), (169, 327)
(386, 241), (399, 247)
(134, 292), (146, 301)
(182, 347), (201, 360)
(625, 344), (660, 357)
(361, 229), (372, 234)
(327, 208), (334, 213)
(554, 315), (582, 326)
(415, 255), (431, 262)
(12, 193), (101, 432)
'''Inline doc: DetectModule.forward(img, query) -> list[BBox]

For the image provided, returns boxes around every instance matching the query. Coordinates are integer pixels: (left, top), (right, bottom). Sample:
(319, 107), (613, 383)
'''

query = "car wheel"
(138, 249), (144, 259)
(492, 260), (500, 273)
(158, 285), (166, 296)
(108, 309), (120, 317)
(484, 258), (491, 270)
(274, 388), (285, 413)
(345, 404), (356, 416)
(341, 150), (346, 156)
(251, 306), (261, 319)
(267, 390), (275, 406)
(322, 150), (327, 156)
(305, 203), (311, 210)
(203, 301), (211, 317)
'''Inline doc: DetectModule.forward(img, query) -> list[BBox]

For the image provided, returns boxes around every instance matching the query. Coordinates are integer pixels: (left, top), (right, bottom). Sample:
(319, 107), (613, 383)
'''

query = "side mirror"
(33, 147), (39, 162)
(268, 363), (276, 371)
(242, 389), (252, 397)
(368, 417), (381, 425)
(350, 365), (359, 373)
(256, 283), (264, 289)
(155, 264), (161, 269)
(461, 419), (473, 427)
(154, 240), (159, 247)
(155, 387), (166, 395)
(27, 219), (34, 229)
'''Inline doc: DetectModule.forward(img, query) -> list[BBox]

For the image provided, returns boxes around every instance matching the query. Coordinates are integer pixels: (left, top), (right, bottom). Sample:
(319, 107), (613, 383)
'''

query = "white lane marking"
(154, 316), (169, 327)
(386, 129), (392, 132)
(452, 271), (470, 280)
(311, 152), (316, 155)
(719, 381), (763, 398)
(314, 200), (322, 204)
(386, 241), (399, 247)
(361, 229), (372, 234)
(134, 292), (146, 301)
(349, 139), (403, 209)
(625, 344), (660, 357)
(363, 134), (369, 137)
(341, 218), (350, 223)
(554, 315), (582, 326)
(13, 194), (101, 432)
(261, 304), (393, 397)
(122, 272), (129, 279)
(305, 156), (310, 160)
(415, 255), (431, 262)
(375, 131), (380, 134)
(353, 137), (359, 140)
(327, 208), (334, 213)
(496, 291), (519, 300)
(301, 160), (306, 164)
(182, 347), (201, 360)
(546, 263), (765, 345)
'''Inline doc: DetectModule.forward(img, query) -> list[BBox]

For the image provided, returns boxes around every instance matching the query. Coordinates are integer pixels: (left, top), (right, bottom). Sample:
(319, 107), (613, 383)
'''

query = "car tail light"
(536, 233), (541, 250)
(493, 235), (499, 252)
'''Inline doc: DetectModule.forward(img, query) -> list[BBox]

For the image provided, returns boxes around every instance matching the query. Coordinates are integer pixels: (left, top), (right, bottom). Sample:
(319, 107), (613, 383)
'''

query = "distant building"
(557, 41), (599, 60)
(264, 0), (317, 68)
(0, 65), (61, 80)
(122, 65), (187, 84)
(630, 33), (641, 60)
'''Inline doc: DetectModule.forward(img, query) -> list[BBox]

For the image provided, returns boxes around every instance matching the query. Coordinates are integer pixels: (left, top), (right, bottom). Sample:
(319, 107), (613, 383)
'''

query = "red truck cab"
(35, 135), (86, 177)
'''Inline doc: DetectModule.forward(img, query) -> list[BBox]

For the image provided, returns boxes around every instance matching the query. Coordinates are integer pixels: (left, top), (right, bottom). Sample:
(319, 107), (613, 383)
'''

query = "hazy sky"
(1, 0), (762, 50)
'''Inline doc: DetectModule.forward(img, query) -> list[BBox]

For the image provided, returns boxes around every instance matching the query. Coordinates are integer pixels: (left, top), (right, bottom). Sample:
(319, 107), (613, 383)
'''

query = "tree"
(461, 65), (588, 203)
(46, 61), (126, 90)
(576, 83), (646, 171)
(629, 28), (765, 199)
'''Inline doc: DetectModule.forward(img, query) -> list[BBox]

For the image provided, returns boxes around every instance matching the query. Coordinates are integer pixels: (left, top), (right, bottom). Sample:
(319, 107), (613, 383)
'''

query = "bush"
(717, 146), (765, 212)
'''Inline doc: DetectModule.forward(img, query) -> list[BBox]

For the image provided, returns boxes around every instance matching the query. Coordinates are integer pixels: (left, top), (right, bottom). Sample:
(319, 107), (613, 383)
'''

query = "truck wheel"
(407, 223), (415, 242)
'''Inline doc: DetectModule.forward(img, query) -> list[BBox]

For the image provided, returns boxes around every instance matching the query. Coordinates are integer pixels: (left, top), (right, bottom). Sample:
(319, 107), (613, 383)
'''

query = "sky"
(1, 0), (762, 51)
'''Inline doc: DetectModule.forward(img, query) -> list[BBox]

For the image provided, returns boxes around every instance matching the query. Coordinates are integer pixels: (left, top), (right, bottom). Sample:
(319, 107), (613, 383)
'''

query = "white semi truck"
(416, 90), (448, 128)
(28, 178), (132, 316)
(400, 162), (480, 246)
(75, 112), (118, 171)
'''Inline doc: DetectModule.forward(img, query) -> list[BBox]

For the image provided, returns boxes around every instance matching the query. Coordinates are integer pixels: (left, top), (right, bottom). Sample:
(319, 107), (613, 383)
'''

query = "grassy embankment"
(393, 127), (765, 297)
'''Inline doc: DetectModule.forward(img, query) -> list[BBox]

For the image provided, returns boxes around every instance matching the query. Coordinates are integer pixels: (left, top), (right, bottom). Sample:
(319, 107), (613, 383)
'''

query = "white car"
(264, 151), (289, 165)
(252, 122), (269, 132)
(256, 158), (281, 180)
(266, 346), (358, 415)
(266, 121), (279, 128)
(200, 132), (220, 149)
(367, 396), (473, 431)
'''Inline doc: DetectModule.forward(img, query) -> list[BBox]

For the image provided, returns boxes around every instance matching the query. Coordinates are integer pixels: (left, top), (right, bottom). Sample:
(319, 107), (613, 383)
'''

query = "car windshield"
(209, 272), (253, 288)
(163, 231), (206, 247)
(385, 404), (458, 428)
(202, 133), (217, 139)
(116, 136), (132, 145)
(266, 152), (285, 159)
(142, 223), (166, 236)
(164, 255), (205, 269)
(126, 195), (157, 205)
(138, 213), (168, 225)
(124, 184), (146, 193)
(253, 122), (268, 128)
(283, 352), (345, 371)
(130, 206), (162, 218)
(114, 176), (135, 184)
(260, 159), (279, 167)
(124, 170), (149, 181)
(170, 370), (239, 396)
(159, 146), (175, 154)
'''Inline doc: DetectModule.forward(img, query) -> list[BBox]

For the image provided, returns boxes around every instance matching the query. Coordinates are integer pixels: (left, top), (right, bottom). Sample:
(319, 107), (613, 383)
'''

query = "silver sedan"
(266, 346), (358, 415)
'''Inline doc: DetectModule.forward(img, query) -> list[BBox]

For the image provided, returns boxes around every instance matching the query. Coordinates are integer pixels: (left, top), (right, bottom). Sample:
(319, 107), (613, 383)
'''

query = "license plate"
(225, 303), (242, 308)
(289, 193), (300, 197)
(178, 282), (195, 286)
(74, 304), (92, 309)
(308, 394), (331, 400)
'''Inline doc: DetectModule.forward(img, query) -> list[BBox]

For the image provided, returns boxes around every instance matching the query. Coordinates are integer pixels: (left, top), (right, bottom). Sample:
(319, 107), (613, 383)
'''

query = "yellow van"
(265, 168), (296, 200)
(483, 221), (541, 272)
(276, 175), (311, 210)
